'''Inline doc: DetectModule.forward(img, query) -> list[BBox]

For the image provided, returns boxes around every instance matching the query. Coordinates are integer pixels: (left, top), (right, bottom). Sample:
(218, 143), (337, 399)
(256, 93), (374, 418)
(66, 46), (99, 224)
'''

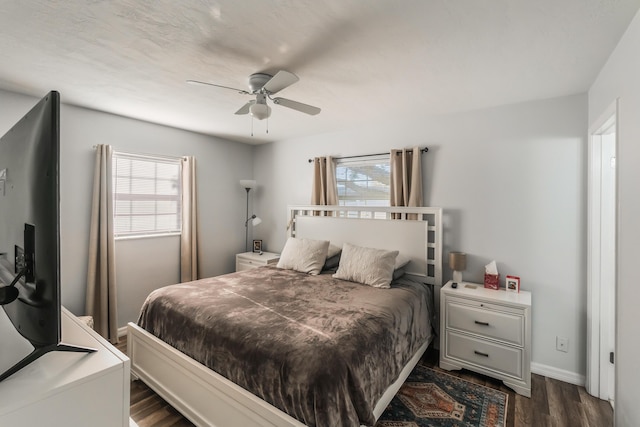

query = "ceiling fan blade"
(186, 80), (250, 94)
(235, 100), (255, 115)
(273, 97), (321, 115)
(263, 71), (299, 94)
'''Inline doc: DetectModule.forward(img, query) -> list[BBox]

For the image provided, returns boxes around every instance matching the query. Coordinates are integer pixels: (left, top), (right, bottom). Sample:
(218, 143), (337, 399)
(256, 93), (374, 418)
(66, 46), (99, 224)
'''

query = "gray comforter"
(137, 266), (432, 427)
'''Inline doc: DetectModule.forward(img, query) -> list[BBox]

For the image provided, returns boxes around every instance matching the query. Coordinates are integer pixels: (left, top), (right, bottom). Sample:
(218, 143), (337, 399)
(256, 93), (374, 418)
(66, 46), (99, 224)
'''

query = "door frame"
(586, 99), (618, 401)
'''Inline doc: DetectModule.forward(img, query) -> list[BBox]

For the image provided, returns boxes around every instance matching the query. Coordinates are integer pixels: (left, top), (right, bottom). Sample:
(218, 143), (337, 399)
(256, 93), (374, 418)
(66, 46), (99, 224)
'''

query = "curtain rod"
(92, 145), (184, 162)
(307, 147), (428, 163)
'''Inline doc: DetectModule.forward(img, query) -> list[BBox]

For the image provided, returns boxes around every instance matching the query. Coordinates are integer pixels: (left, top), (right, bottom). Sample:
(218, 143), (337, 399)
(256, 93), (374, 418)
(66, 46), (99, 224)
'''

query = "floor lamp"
(240, 179), (262, 252)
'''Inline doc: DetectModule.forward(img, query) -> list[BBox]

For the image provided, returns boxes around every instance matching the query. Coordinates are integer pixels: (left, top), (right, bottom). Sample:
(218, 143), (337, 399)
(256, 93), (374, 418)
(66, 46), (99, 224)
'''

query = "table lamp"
(449, 252), (467, 284)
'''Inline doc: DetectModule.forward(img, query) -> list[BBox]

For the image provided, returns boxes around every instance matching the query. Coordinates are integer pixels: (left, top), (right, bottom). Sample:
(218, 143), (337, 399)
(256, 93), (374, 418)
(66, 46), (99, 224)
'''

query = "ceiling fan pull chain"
(251, 116), (254, 137)
(266, 117), (269, 134)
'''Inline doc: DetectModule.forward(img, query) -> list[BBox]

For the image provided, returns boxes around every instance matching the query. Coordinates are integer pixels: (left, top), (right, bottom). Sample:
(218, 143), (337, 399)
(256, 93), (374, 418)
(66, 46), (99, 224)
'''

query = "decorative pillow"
(389, 254), (411, 280)
(392, 267), (406, 280)
(277, 237), (330, 275)
(321, 244), (343, 272)
(395, 254), (411, 270)
(333, 243), (399, 288)
(327, 244), (342, 259)
(323, 253), (341, 271)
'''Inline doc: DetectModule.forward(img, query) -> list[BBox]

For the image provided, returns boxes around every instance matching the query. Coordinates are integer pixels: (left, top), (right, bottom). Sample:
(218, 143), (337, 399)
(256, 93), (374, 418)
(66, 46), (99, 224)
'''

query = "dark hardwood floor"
(116, 338), (613, 427)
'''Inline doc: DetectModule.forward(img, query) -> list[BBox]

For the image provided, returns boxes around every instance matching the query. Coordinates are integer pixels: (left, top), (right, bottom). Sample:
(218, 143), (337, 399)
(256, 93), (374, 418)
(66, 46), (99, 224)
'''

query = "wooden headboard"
(287, 205), (443, 289)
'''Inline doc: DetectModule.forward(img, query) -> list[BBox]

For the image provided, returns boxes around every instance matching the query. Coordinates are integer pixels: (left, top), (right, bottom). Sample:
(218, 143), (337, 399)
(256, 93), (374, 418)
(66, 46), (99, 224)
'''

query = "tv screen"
(0, 91), (94, 382)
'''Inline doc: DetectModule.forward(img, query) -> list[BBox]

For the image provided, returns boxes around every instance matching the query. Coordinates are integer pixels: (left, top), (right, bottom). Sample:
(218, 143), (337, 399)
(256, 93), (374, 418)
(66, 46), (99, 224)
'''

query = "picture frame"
(506, 275), (520, 293)
(252, 239), (263, 253)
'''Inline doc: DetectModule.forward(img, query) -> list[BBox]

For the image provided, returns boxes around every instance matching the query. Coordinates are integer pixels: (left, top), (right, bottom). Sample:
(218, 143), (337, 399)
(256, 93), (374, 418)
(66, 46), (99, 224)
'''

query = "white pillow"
(277, 237), (330, 275)
(333, 243), (399, 288)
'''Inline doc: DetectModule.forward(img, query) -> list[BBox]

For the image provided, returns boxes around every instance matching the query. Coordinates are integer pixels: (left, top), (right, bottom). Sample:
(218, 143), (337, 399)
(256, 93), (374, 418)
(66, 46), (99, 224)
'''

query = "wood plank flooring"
(116, 339), (612, 427)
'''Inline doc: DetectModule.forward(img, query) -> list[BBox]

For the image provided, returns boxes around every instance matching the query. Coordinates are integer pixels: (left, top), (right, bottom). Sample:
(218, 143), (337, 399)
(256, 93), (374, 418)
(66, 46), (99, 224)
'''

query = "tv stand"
(0, 341), (96, 382)
(0, 307), (130, 426)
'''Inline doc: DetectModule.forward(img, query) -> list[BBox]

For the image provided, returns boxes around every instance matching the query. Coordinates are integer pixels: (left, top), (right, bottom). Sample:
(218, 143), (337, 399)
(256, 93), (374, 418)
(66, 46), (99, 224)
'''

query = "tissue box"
(484, 273), (500, 290)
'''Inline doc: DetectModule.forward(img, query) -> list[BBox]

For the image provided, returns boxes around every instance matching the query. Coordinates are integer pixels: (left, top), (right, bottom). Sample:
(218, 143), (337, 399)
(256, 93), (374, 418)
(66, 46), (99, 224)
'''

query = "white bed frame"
(127, 205), (443, 427)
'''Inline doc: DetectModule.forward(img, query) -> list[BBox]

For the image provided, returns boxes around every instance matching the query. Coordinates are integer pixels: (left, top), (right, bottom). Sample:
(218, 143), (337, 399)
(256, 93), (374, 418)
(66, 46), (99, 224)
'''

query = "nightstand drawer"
(446, 331), (523, 379)
(236, 260), (258, 271)
(235, 252), (280, 272)
(446, 300), (524, 346)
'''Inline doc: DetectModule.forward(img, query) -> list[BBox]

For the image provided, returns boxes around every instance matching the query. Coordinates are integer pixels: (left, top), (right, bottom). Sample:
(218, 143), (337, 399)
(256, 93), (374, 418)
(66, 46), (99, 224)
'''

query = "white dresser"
(0, 307), (130, 426)
(439, 280), (532, 397)
(235, 251), (280, 272)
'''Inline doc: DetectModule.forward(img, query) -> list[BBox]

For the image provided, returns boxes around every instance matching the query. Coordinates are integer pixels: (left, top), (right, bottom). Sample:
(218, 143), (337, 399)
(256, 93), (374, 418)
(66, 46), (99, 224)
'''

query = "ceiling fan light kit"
(188, 70), (320, 134)
(249, 103), (271, 120)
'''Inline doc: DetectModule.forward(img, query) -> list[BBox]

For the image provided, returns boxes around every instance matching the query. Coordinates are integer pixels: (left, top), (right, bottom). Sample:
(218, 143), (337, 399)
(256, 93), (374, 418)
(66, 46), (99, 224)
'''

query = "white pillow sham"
(277, 237), (330, 275)
(333, 243), (399, 289)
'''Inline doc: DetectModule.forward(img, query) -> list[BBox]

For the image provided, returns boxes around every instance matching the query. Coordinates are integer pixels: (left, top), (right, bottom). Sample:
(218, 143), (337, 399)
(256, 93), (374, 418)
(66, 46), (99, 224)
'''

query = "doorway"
(586, 101), (617, 406)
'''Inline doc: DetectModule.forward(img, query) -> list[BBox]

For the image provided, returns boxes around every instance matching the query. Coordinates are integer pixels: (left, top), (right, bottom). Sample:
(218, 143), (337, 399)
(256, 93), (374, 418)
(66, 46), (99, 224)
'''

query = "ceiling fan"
(187, 70), (321, 121)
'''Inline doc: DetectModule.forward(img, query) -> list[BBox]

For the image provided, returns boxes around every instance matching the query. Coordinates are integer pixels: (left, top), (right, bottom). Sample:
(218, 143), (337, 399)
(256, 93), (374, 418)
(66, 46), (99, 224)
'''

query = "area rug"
(375, 365), (508, 427)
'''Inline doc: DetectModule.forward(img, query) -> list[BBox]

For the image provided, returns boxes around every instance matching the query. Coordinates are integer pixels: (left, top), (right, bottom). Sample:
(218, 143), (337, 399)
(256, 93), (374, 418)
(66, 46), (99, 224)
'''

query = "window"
(335, 155), (390, 207)
(112, 152), (182, 238)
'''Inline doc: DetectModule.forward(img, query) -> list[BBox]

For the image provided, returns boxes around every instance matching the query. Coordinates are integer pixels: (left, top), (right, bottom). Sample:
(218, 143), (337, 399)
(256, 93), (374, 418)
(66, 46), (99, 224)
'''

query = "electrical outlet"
(556, 336), (568, 353)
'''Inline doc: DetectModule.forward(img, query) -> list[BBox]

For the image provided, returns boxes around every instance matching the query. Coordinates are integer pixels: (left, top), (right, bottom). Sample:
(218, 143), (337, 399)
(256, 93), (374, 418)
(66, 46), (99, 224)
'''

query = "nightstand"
(439, 280), (532, 397)
(235, 251), (280, 272)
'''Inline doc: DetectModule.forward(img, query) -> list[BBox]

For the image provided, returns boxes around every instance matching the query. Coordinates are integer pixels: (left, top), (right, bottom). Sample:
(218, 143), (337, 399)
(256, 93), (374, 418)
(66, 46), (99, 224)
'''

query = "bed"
(127, 205), (443, 427)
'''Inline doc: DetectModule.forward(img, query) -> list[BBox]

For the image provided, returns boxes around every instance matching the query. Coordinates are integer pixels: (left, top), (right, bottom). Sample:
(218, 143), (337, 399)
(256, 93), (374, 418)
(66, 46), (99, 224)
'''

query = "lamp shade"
(240, 179), (256, 190)
(448, 252), (467, 271)
(249, 103), (271, 120)
(252, 216), (262, 226)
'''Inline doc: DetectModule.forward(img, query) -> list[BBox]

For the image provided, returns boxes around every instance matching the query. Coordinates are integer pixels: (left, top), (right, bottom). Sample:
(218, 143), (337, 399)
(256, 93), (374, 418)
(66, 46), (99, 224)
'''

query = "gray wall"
(253, 94), (588, 380)
(0, 89), (254, 327)
(589, 8), (640, 426)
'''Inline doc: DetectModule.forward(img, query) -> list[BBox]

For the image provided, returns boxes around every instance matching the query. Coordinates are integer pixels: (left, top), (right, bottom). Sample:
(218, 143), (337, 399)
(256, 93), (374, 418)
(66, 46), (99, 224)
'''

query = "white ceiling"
(0, 1), (638, 144)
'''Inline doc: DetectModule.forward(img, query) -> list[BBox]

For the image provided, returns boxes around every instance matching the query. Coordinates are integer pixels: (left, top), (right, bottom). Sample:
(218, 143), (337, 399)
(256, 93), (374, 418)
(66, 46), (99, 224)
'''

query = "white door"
(587, 103), (617, 405)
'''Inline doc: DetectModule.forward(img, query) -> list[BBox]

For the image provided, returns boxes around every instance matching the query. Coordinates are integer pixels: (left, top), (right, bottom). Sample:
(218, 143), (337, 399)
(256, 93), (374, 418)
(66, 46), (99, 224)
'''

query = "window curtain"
(390, 147), (423, 219)
(180, 156), (199, 282)
(311, 156), (338, 206)
(85, 144), (118, 344)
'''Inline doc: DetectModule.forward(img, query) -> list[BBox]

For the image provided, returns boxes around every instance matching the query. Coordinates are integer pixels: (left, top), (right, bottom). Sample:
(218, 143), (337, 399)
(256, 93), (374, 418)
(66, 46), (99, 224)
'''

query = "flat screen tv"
(0, 91), (94, 382)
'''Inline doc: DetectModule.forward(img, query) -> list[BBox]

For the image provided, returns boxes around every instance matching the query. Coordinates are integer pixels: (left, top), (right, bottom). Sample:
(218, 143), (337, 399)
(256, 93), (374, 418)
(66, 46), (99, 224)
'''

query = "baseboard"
(531, 362), (585, 386)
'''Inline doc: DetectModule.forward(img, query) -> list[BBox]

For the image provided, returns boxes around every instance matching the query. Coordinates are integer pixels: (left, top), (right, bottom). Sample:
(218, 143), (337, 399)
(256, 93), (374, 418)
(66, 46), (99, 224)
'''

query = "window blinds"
(335, 154), (390, 207)
(112, 152), (182, 238)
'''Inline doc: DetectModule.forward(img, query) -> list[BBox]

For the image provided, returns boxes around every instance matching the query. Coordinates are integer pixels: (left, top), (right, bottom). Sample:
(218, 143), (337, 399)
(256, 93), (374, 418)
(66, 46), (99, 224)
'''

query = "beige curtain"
(180, 156), (198, 282)
(85, 144), (118, 344)
(390, 147), (423, 219)
(311, 156), (338, 205)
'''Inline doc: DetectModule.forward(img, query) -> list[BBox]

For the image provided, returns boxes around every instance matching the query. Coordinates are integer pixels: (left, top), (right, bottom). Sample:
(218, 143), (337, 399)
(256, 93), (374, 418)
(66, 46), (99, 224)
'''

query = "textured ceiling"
(0, 1), (638, 144)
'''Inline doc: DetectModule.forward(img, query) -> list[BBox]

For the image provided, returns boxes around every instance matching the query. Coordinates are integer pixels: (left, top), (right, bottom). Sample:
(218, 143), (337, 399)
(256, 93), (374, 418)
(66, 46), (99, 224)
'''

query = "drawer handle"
(474, 350), (489, 357)
(474, 320), (490, 326)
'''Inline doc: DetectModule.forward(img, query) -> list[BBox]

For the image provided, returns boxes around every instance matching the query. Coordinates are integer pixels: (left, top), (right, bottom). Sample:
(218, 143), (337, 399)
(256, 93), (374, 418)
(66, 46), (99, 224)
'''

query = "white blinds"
(112, 152), (182, 238)
(335, 155), (390, 207)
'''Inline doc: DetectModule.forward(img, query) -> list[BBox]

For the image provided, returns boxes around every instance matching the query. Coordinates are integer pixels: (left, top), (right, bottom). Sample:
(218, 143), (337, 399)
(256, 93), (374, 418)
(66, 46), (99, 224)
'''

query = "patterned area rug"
(375, 365), (508, 427)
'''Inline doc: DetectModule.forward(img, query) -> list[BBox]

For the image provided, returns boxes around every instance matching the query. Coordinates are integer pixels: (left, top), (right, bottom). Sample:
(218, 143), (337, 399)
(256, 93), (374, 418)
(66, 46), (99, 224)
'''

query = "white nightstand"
(235, 251), (280, 272)
(439, 280), (532, 397)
